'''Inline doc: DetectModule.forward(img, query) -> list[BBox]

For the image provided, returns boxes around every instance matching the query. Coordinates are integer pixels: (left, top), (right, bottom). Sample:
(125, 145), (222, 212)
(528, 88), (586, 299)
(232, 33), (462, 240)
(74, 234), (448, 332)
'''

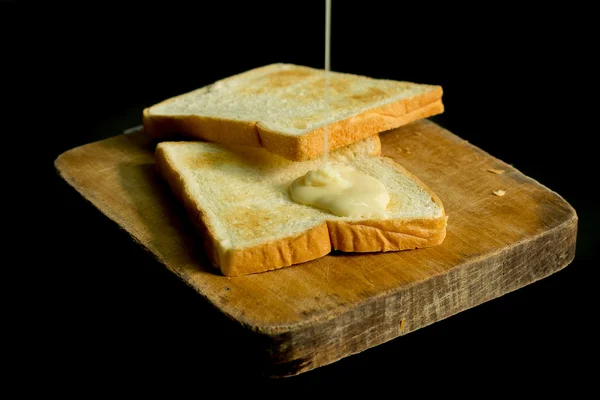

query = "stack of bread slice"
(144, 63), (447, 276)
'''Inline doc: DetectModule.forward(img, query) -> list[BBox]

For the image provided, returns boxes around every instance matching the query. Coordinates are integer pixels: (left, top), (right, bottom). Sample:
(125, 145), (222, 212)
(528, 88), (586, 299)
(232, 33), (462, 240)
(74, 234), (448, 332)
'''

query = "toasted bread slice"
(145, 63), (443, 161)
(155, 135), (447, 276)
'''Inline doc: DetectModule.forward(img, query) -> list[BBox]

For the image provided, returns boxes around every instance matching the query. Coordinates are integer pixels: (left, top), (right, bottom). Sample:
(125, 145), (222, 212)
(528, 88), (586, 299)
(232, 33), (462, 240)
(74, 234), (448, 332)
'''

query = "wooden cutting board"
(55, 120), (577, 377)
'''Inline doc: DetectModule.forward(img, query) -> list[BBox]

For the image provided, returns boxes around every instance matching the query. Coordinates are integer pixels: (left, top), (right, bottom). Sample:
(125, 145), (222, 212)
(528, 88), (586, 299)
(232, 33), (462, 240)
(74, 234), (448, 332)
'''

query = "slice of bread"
(155, 135), (447, 277)
(145, 63), (443, 161)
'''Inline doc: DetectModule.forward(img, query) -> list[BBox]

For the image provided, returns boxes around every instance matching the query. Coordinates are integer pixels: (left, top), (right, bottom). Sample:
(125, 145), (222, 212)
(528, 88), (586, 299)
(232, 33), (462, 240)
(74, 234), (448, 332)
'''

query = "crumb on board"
(493, 190), (506, 196)
(487, 168), (506, 174)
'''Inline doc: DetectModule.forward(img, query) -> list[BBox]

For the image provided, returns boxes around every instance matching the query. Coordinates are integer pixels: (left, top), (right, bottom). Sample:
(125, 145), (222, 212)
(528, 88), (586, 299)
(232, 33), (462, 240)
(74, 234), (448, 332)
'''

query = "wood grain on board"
(55, 120), (577, 377)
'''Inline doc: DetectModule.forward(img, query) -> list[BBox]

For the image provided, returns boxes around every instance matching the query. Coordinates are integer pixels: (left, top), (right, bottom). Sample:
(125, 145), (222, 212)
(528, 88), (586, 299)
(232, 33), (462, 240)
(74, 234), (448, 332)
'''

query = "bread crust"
(155, 145), (223, 268)
(257, 97), (443, 161)
(143, 79), (443, 161)
(155, 138), (447, 277)
(144, 108), (264, 147)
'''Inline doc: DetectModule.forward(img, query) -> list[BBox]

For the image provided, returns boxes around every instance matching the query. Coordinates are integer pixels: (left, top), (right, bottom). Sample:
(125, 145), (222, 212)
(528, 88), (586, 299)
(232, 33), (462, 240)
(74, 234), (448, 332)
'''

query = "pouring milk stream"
(290, 0), (390, 218)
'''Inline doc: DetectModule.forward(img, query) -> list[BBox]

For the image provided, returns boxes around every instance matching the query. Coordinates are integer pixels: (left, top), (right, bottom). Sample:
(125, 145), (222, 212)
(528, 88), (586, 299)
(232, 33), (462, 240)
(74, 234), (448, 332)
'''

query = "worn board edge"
(260, 214), (577, 376)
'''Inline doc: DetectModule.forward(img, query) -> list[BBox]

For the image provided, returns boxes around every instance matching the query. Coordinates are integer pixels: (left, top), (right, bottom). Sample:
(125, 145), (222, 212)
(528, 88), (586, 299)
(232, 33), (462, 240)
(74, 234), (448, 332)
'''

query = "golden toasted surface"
(154, 134), (446, 276)
(144, 63), (443, 160)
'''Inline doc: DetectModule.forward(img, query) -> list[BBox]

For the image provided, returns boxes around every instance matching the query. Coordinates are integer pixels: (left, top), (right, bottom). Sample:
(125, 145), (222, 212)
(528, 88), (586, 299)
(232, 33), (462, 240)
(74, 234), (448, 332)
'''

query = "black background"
(11, 0), (597, 392)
